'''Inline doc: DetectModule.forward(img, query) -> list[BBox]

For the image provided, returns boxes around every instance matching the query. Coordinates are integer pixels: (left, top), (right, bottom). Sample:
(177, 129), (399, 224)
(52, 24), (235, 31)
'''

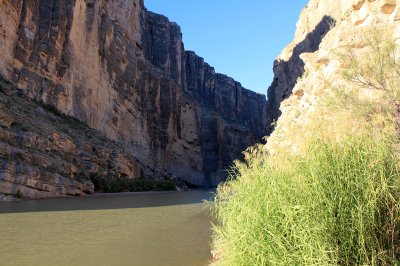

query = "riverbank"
(0, 193), (18, 202)
(0, 187), (213, 203)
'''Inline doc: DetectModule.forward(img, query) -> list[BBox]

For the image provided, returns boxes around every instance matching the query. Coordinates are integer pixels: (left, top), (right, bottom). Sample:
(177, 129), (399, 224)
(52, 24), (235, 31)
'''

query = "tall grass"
(210, 26), (400, 265)
(212, 135), (399, 265)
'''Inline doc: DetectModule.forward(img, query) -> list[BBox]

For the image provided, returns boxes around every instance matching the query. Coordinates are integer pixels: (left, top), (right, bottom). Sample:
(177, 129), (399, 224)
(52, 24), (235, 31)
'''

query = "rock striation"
(0, 77), (143, 198)
(0, 0), (268, 197)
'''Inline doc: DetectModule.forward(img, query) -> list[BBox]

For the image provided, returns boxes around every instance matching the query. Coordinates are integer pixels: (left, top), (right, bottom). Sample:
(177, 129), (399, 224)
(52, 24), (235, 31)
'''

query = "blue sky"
(144, 1), (309, 95)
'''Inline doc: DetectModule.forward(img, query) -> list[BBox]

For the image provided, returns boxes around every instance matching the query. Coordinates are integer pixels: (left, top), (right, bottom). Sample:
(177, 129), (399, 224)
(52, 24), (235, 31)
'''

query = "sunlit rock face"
(0, 0), (268, 196)
(0, 78), (143, 198)
(265, 0), (400, 155)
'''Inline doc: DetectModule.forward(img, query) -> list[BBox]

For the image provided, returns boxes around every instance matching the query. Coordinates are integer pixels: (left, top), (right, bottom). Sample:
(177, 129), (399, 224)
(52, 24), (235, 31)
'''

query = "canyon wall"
(0, 77), (143, 198)
(265, 0), (399, 155)
(0, 0), (268, 197)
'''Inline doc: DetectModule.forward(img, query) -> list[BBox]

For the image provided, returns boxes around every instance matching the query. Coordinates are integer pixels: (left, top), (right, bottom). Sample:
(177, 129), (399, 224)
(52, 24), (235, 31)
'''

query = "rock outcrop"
(0, 0), (268, 197)
(265, 0), (400, 155)
(0, 77), (143, 198)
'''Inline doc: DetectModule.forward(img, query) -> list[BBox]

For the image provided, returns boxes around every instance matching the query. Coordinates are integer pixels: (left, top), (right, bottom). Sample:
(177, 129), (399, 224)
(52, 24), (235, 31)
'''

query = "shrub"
(15, 190), (23, 199)
(90, 173), (177, 193)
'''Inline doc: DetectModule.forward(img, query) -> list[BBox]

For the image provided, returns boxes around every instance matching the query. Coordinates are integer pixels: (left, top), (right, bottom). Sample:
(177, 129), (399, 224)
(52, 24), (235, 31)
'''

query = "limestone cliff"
(0, 0), (268, 198)
(0, 77), (143, 198)
(265, 0), (399, 155)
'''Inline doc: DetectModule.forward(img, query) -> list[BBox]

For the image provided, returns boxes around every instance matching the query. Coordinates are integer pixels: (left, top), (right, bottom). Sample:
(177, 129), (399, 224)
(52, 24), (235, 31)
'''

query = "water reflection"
(0, 190), (213, 214)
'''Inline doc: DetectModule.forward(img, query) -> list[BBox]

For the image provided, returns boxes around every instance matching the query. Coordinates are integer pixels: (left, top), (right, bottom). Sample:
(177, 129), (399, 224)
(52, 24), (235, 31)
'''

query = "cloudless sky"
(144, 0), (309, 95)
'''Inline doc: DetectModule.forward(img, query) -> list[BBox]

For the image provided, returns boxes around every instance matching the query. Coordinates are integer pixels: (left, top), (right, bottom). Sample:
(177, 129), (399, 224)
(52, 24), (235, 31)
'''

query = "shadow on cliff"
(266, 15), (336, 133)
(0, 190), (213, 214)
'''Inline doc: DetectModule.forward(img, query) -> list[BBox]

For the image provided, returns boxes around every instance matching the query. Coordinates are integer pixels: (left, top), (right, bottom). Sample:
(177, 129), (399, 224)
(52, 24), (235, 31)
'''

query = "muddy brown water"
(0, 190), (213, 266)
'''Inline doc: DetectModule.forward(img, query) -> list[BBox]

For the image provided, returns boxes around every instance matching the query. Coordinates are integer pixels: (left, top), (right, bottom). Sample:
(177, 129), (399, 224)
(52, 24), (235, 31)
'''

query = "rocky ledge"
(0, 77), (145, 198)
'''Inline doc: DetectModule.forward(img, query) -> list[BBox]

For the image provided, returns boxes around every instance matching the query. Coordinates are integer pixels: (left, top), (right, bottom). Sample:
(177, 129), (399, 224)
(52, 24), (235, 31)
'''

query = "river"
(0, 190), (213, 266)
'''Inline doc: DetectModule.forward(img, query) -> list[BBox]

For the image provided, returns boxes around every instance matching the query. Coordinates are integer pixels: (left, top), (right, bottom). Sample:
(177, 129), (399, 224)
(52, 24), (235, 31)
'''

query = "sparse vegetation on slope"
(90, 174), (178, 193)
(210, 26), (400, 265)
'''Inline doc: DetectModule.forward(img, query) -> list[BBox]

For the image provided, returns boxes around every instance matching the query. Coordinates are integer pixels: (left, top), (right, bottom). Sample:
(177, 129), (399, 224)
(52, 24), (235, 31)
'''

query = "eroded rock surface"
(0, 77), (144, 198)
(0, 0), (268, 197)
(265, 0), (400, 155)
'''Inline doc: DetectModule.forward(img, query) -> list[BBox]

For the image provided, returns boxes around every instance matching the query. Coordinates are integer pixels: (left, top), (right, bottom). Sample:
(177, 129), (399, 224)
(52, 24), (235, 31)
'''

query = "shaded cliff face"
(0, 0), (268, 196)
(265, 0), (345, 128)
(266, 15), (335, 127)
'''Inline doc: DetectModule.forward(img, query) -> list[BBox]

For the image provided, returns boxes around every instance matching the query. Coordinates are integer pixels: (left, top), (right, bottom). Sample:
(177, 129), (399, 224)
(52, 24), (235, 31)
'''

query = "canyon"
(1, 0), (399, 264)
(0, 0), (269, 198)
